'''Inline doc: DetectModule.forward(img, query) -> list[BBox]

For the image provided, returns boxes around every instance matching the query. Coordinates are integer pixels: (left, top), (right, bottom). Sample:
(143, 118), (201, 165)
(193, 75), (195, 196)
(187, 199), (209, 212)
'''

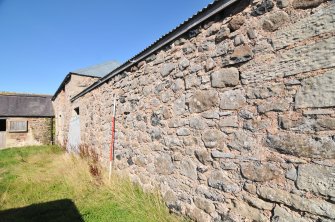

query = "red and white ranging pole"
(109, 96), (116, 181)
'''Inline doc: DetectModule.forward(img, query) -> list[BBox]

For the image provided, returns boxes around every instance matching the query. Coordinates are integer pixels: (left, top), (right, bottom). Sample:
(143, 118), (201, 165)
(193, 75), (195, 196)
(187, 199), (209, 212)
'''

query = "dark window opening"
(0, 119), (6, 131)
(74, 107), (80, 115)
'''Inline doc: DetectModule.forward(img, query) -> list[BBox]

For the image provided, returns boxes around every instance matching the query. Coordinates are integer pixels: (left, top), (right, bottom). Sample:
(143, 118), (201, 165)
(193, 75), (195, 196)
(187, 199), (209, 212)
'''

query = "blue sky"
(0, 0), (213, 95)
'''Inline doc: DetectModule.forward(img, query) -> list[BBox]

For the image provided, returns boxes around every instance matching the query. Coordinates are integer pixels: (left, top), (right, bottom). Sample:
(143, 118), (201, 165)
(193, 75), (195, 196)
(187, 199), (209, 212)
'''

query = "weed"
(0, 145), (186, 222)
(78, 144), (102, 183)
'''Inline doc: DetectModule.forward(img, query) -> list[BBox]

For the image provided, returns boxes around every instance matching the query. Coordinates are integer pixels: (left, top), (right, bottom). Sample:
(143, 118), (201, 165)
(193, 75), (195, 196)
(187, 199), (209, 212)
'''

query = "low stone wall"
(67, 1), (334, 221)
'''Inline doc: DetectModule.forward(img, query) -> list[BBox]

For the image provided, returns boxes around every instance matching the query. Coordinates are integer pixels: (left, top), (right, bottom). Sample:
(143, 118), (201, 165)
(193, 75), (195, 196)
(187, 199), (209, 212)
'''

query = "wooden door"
(0, 132), (6, 149)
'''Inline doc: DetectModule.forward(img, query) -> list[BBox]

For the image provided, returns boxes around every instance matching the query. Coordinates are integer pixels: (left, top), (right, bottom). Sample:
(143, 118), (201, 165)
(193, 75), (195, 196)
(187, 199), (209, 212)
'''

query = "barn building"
(52, 1), (335, 221)
(0, 93), (54, 149)
(52, 60), (120, 149)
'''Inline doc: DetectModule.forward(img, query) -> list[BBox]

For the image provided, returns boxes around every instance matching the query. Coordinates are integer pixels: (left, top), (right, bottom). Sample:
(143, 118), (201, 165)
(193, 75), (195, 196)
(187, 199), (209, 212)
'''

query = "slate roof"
(0, 93), (54, 117)
(71, 60), (121, 77)
(52, 60), (121, 101)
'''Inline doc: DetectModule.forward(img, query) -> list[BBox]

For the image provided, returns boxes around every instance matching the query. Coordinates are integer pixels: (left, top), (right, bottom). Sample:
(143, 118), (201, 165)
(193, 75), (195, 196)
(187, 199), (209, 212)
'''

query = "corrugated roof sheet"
(127, 0), (218, 63)
(0, 94), (54, 117)
(70, 0), (242, 102)
(71, 60), (121, 77)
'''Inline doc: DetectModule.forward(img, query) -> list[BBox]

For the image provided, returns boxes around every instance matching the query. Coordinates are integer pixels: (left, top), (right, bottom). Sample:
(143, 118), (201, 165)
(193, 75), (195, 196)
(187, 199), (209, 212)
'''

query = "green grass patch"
(0, 145), (185, 222)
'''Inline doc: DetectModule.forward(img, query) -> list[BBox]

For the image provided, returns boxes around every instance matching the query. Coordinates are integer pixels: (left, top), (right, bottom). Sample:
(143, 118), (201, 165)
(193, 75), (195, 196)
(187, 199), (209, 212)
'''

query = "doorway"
(0, 119), (6, 148)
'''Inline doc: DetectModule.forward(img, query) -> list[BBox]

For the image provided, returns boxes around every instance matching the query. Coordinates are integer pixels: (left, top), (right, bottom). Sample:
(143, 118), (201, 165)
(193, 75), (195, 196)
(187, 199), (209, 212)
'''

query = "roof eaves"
(71, 0), (241, 102)
(52, 73), (71, 101)
(0, 114), (55, 118)
(52, 73), (101, 101)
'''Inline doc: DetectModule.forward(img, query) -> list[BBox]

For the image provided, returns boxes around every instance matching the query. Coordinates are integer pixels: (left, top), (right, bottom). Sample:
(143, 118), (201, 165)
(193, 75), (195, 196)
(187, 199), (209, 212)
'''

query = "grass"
(0, 145), (185, 222)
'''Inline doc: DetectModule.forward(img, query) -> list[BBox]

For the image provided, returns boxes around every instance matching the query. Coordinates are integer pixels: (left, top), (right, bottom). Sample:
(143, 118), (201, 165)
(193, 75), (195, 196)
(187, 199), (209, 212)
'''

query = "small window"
(9, 121), (28, 133)
(74, 107), (80, 115)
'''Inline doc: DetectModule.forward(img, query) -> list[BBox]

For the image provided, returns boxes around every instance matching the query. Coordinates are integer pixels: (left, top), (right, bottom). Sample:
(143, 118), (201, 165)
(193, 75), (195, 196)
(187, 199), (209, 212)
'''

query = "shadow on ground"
(0, 199), (84, 222)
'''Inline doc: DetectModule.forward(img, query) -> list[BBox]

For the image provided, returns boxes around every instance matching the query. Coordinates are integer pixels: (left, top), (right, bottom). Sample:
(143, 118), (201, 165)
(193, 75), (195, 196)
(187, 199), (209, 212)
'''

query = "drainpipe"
(51, 117), (54, 145)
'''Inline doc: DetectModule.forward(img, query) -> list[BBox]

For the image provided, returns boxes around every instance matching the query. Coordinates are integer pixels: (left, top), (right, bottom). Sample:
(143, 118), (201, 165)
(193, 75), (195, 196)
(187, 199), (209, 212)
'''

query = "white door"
(67, 116), (81, 153)
(0, 132), (6, 149)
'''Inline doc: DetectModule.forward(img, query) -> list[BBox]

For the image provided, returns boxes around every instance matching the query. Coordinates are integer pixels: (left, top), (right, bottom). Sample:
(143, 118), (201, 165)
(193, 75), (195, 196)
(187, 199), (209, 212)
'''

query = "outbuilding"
(52, 60), (120, 148)
(0, 93), (54, 149)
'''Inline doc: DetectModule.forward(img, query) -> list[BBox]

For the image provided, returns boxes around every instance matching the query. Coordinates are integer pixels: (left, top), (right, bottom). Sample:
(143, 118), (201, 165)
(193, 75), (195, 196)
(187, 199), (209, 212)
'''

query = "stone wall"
(53, 74), (99, 146)
(59, 1), (335, 221)
(5, 117), (52, 148)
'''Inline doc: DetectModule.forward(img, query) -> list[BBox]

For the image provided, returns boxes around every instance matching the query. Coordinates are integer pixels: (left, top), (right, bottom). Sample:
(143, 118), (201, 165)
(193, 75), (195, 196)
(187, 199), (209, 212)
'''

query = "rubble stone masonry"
(5, 117), (53, 147)
(56, 1), (335, 221)
(53, 74), (99, 146)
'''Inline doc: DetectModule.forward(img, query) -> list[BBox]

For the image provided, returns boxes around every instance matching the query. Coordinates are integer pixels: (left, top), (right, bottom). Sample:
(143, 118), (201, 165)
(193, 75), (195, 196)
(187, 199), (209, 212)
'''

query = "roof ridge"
(0, 92), (52, 97)
(71, 60), (121, 77)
